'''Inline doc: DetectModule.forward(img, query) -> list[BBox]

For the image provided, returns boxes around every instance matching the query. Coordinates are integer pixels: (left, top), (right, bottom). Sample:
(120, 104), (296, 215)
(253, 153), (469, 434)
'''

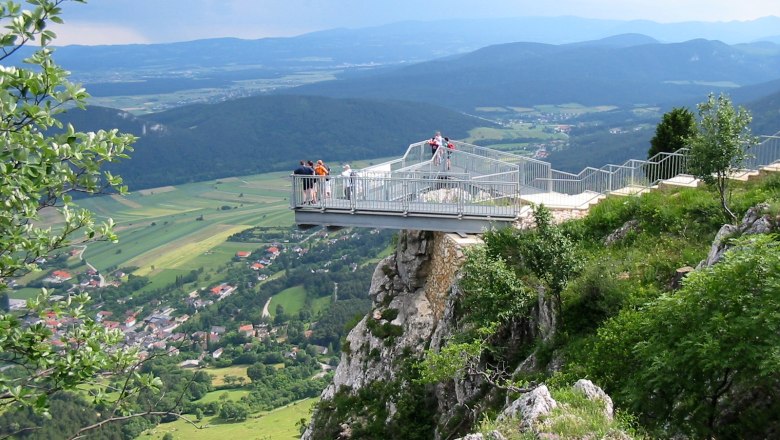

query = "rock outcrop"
(303, 230), (482, 439)
(304, 229), (558, 439)
(698, 203), (776, 268)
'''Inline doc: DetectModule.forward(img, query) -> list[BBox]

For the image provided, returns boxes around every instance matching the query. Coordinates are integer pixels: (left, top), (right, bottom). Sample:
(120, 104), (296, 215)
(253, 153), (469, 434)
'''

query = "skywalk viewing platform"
(290, 135), (780, 234)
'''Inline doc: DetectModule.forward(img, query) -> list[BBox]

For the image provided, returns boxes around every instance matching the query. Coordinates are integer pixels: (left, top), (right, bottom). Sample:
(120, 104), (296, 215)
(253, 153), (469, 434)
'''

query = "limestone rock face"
(305, 230), (478, 439)
(320, 230), (437, 400)
(699, 203), (775, 268)
(604, 219), (640, 246)
(305, 228), (562, 440)
(499, 385), (557, 430)
(573, 379), (614, 420)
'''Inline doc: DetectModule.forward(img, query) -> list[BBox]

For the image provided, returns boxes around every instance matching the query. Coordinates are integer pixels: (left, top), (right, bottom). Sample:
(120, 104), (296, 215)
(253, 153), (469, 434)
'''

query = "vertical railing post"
(458, 179), (464, 216)
(290, 175), (296, 209)
(547, 165), (553, 192)
(402, 177), (409, 213)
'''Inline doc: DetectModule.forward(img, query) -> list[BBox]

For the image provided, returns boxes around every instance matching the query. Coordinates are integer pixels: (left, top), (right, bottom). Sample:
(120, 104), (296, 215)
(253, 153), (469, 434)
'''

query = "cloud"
(50, 22), (152, 46)
(51, 0), (780, 45)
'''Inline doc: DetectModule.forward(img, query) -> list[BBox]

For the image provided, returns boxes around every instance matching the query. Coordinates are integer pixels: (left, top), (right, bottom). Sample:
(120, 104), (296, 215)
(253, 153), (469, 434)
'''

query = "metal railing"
(290, 174), (519, 218)
(293, 133), (780, 216)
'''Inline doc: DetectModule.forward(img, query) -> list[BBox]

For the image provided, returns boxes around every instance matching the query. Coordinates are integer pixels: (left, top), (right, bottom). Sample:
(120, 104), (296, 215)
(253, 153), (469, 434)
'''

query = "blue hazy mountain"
(49, 16), (780, 75)
(281, 38), (780, 110)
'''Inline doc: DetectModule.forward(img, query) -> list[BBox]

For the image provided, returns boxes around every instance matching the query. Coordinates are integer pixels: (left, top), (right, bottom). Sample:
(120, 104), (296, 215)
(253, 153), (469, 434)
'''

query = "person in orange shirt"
(314, 160), (331, 199)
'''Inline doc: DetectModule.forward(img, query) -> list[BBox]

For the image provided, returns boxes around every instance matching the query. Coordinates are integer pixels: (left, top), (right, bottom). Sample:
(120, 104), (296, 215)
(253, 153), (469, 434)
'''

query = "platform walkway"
(291, 134), (780, 233)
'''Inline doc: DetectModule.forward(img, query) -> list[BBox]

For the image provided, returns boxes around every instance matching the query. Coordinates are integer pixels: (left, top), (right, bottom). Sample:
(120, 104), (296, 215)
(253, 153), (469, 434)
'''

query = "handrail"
(293, 134), (780, 219)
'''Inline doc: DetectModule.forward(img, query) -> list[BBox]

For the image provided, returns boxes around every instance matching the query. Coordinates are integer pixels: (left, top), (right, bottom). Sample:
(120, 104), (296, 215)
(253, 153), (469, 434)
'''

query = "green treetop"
(0, 0), (143, 423)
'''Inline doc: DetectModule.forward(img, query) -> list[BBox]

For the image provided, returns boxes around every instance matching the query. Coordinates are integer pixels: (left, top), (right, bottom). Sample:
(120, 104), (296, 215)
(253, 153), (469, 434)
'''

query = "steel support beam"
(294, 210), (514, 234)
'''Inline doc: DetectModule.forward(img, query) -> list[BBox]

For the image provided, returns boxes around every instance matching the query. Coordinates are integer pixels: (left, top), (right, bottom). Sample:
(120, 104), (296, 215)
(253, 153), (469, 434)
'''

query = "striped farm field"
(130, 223), (250, 276)
(73, 170), (294, 276)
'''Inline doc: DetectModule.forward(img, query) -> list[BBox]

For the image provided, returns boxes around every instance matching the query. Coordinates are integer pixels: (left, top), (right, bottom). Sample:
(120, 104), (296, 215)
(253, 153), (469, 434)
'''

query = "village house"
(238, 324), (255, 338)
(51, 270), (72, 282)
(210, 325), (226, 336)
(179, 359), (200, 368)
(235, 251), (251, 259)
(102, 320), (121, 330)
(310, 345), (329, 356)
(209, 283), (236, 299)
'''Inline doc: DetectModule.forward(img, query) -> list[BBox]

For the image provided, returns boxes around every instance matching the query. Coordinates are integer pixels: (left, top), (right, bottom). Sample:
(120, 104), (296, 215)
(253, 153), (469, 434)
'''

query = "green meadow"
(202, 365), (251, 387)
(145, 398), (318, 440)
(268, 285), (332, 318)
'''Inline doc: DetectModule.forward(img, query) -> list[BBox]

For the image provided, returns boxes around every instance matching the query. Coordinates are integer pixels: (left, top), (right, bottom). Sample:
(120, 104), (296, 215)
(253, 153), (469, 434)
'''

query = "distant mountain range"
(282, 36), (780, 111)
(46, 15), (780, 76)
(49, 17), (780, 191)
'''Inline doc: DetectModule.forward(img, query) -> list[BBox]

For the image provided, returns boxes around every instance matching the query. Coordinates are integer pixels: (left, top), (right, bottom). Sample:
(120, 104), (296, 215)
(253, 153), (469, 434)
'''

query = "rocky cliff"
(303, 229), (559, 439)
(304, 200), (780, 439)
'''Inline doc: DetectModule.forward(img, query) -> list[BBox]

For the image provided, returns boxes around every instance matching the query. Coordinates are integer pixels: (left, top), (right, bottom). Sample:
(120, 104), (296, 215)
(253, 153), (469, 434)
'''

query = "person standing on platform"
(293, 160), (314, 204)
(315, 160), (330, 199)
(342, 164), (354, 200)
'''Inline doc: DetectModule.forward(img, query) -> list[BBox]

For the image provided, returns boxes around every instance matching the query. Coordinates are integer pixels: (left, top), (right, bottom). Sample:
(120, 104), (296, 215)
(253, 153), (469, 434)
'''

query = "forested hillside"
(58, 96), (493, 190)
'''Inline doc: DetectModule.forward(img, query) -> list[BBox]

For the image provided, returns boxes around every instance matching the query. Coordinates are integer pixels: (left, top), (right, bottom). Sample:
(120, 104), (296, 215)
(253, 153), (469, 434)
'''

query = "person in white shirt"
(341, 164), (354, 200)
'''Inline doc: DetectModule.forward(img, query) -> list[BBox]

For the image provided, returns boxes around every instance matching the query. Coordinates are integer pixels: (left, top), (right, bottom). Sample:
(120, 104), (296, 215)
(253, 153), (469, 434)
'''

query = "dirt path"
(261, 296), (272, 318)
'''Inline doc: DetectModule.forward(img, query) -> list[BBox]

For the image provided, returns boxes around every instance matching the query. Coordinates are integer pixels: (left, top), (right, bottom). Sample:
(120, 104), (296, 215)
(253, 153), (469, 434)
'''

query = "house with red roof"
(51, 270), (72, 281)
(238, 324), (255, 337)
(267, 246), (280, 255)
(236, 251), (251, 259)
(209, 283), (236, 299)
(250, 262), (265, 271)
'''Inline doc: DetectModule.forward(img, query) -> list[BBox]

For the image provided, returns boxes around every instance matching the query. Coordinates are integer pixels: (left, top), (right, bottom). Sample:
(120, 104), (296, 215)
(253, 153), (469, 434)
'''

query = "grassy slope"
(147, 398), (317, 440)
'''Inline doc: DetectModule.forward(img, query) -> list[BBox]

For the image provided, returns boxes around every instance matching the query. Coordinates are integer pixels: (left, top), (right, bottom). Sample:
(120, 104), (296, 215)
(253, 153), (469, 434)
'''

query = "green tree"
(0, 0), (159, 429)
(688, 93), (759, 222)
(591, 235), (780, 438)
(219, 400), (250, 422)
(648, 107), (696, 158)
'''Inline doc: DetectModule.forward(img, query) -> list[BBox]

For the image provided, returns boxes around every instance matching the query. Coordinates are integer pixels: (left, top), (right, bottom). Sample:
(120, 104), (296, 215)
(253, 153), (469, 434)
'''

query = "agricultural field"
(86, 69), (340, 115)
(145, 398), (317, 440)
(197, 389), (252, 404)
(76, 171), (294, 276)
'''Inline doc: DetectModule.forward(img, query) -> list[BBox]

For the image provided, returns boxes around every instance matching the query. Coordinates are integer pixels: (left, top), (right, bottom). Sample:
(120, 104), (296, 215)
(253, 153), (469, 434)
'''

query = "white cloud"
(50, 22), (151, 46)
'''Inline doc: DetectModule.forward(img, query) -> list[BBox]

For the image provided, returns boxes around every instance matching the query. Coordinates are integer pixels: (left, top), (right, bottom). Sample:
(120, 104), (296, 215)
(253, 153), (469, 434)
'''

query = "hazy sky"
(52, 0), (780, 46)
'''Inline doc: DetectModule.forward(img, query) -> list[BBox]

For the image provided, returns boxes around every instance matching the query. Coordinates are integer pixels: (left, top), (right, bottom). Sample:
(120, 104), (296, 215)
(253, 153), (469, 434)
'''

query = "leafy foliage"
(458, 245), (532, 327)
(589, 235), (780, 438)
(0, 0), (138, 421)
(482, 205), (581, 311)
(688, 93), (759, 222)
(648, 107), (696, 159)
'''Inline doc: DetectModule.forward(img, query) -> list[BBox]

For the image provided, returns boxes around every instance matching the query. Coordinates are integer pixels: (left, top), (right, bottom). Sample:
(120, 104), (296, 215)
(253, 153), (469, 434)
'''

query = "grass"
(312, 296), (332, 316)
(202, 365), (250, 387)
(197, 389), (252, 404)
(7, 287), (42, 300)
(269, 285), (307, 317)
(145, 398), (318, 440)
